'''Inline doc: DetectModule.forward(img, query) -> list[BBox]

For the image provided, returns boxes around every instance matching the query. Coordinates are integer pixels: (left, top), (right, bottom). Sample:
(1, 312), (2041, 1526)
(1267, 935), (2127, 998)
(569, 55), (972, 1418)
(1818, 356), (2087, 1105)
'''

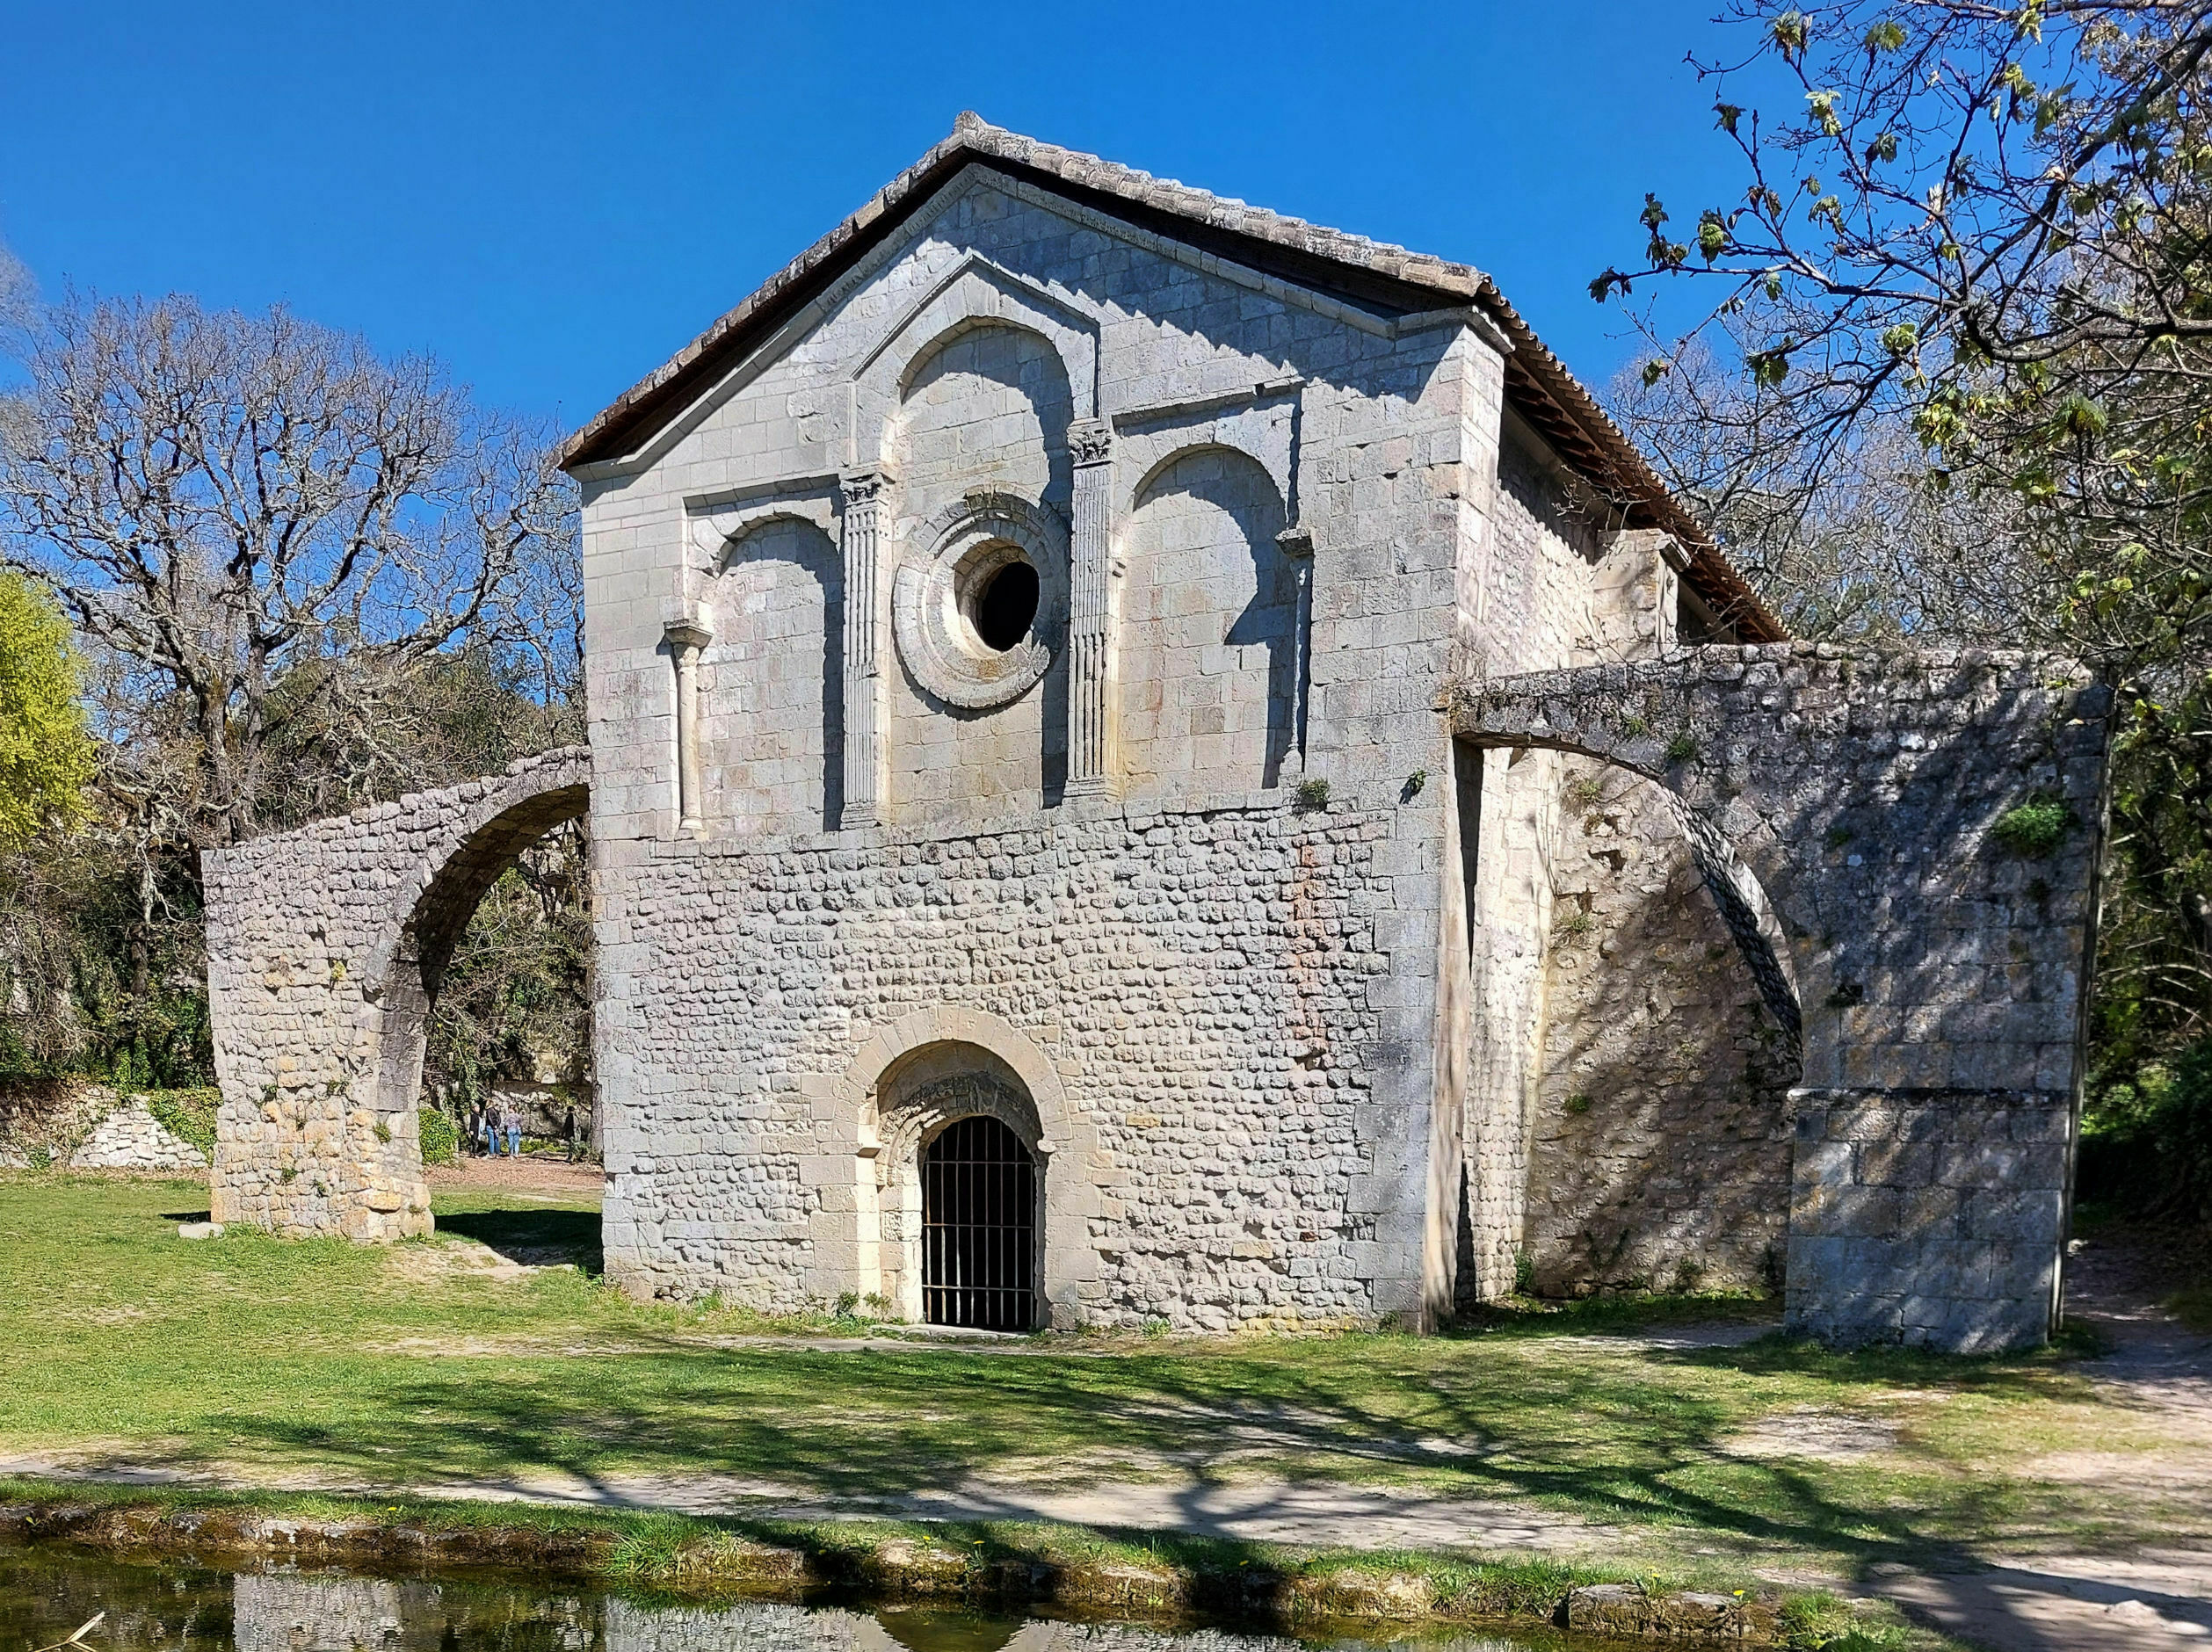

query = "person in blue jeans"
(503, 1103), (522, 1158)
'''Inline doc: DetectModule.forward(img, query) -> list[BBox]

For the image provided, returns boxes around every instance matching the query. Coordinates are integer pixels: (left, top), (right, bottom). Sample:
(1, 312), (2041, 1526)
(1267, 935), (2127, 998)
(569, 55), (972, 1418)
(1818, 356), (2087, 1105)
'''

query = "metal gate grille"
(921, 1115), (1035, 1331)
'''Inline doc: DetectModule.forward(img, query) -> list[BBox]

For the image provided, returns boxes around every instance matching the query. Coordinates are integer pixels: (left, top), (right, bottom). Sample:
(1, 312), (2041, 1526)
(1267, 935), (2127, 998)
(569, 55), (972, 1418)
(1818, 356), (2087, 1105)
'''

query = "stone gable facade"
(201, 119), (2109, 1351)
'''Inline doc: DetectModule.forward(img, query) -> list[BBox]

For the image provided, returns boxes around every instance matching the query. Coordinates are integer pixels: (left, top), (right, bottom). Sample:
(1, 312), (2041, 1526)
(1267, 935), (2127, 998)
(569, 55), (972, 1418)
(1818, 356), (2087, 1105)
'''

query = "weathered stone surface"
(1454, 645), (2107, 1350)
(0, 1081), (207, 1171)
(199, 124), (2109, 1354)
(201, 749), (588, 1242)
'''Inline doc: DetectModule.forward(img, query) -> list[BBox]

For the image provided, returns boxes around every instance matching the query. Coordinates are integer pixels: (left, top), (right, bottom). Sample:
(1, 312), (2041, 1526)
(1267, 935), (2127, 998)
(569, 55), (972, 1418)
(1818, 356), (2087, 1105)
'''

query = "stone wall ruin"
(202, 749), (588, 1240)
(1454, 643), (2109, 1351)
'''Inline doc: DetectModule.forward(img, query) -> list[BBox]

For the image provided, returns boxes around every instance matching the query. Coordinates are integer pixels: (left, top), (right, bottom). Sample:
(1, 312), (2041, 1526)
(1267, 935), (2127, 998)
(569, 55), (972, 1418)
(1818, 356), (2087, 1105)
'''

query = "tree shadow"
(438, 1206), (603, 1275)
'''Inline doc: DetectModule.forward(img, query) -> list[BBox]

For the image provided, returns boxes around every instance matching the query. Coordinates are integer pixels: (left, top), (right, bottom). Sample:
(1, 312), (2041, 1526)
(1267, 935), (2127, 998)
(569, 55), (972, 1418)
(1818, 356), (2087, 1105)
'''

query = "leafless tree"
(0, 293), (577, 851)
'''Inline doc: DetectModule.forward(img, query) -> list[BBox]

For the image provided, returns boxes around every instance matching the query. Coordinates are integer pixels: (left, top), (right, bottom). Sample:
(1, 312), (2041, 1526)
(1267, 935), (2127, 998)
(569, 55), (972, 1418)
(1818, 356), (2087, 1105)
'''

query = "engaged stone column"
(838, 466), (892, 828)
(664, 616), (711, 832)
(1065, 418), (1114, 798)
(1276, 524), (1315, 770)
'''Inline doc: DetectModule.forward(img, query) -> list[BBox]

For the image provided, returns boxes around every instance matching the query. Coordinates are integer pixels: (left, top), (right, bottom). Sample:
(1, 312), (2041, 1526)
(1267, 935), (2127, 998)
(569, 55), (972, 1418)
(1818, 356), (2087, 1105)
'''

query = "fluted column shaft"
(1065, 419), (1114, 798)
(838, 466), (892, 828)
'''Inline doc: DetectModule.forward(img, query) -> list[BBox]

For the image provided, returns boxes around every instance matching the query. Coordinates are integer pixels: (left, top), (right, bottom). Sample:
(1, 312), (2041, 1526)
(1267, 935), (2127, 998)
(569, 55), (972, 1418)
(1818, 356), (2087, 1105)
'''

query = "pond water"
(0, 1545), (1587, 1652)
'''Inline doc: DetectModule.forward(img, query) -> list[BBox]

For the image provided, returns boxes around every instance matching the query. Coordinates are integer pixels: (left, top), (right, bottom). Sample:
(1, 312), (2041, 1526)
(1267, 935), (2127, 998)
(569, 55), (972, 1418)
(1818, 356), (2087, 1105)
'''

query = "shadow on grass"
(438, 1206), (604, 1275)
(160, 1210), (213, 1223)
(184, 1315), (2147, 1593)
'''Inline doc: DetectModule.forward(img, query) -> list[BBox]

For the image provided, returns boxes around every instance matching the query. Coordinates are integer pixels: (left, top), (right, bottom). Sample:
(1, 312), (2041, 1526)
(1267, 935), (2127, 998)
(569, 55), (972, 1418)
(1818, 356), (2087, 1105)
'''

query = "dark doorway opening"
(921, 1114), (1036, 1330)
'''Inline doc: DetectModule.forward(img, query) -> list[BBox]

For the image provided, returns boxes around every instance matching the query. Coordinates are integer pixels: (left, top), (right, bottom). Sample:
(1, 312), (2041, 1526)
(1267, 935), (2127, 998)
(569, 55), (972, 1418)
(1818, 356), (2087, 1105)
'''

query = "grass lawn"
(0, 1170), (2193, 1596)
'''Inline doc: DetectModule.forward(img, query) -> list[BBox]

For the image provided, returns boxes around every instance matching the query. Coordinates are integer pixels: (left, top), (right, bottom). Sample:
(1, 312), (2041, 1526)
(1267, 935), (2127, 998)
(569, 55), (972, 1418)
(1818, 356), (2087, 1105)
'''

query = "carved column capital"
(1068, 418), (1113, 468)
(838, 464), (896, 506)
(663, 617), (713, 654)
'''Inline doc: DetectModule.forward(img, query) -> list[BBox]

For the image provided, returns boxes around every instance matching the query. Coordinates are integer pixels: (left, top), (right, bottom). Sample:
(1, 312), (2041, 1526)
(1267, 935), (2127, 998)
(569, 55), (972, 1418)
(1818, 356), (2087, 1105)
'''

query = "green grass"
(0, 1171), (2193, 1601)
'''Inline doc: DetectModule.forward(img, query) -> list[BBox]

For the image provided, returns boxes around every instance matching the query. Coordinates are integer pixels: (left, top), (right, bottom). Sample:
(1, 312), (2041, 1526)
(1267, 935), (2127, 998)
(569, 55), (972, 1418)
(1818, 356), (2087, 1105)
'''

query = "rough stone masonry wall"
(0, 1081), (207, 1170)
(201, 750), (588, 1241)
(1527, 757), (1795, 1296)
(1461, 643), (2111, 1351)
(599, 799), (1397, 1330)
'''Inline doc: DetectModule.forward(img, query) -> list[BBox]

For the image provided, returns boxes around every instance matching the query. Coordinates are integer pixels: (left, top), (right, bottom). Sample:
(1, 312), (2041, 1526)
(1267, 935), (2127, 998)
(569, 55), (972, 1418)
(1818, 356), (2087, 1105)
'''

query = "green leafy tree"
(1607, 2), (2212, 1197)
(0, 571), (91, 848)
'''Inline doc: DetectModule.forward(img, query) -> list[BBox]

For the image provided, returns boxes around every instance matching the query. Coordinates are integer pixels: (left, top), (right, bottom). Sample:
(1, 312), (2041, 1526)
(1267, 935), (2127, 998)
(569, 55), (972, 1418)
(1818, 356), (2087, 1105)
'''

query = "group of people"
(460, 1098), (591, 1162)
(468, 1101), (525, 1158)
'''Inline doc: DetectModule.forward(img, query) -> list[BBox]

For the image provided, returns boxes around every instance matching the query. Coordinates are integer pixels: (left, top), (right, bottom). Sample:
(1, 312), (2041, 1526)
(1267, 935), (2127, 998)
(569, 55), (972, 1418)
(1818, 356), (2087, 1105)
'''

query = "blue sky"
(2, 2), (1758, 434)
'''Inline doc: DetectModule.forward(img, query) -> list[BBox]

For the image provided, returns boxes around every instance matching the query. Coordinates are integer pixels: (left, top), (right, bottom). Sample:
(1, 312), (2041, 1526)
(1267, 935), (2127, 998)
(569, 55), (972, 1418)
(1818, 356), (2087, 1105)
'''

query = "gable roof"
(562, 113), (1783, 641)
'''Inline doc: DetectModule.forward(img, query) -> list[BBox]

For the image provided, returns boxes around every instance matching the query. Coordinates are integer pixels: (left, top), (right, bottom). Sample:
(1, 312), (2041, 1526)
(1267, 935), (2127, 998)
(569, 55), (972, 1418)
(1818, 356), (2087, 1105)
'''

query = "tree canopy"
(0, 571), (92, 851)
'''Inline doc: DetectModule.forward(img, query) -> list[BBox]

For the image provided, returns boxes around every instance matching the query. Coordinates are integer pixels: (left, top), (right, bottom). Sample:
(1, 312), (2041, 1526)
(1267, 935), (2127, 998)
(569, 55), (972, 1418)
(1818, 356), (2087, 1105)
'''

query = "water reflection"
(1, 1547), (1564, 1652)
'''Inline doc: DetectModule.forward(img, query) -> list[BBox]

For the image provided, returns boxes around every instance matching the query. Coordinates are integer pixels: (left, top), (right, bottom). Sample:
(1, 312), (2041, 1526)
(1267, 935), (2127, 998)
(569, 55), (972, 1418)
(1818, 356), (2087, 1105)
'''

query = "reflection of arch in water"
(1120, 446), (1297, 793)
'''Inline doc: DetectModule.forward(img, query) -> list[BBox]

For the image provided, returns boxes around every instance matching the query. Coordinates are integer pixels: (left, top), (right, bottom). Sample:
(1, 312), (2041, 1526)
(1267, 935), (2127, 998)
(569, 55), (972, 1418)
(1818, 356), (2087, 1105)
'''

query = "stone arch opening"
(867, 1040), (1044, 1329)
(368, 780), (591, 1120)
(921, 1114), (1037, 1331)
(1513, 750), (1803, 1297)
(205, 750), (592, 1244)
(355, 765), (591, 1238)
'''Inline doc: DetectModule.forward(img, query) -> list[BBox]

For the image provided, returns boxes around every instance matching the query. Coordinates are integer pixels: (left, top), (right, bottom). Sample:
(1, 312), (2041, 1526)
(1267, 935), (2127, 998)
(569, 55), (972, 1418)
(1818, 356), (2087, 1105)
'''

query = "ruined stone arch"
(204, 748), (590, 1243)
(359, 751), (592, 1119)
(1453, 728), (1804, 1063)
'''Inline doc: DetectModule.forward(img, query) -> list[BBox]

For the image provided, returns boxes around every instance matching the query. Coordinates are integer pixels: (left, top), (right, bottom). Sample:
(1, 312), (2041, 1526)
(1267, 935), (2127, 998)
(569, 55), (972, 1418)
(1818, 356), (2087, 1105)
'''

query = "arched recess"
(830, 1006), (1102, 1329)
(847, 256), (1099, 466)
(1455, 730), (1802, 1055)
(883, 319), (1077, 815)
(356, 754), (591, 1223)
(1512, 752), (1805, 1296)
(704, 513), (845, 831)
(1453, 731), (1802, 1054)
(1118, 445), (1298, 796)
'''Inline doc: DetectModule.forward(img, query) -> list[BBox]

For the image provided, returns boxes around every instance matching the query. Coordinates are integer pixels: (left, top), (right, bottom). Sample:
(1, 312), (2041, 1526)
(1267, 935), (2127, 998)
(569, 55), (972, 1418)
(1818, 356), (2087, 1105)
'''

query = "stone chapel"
(204, 117), (2110, 1351)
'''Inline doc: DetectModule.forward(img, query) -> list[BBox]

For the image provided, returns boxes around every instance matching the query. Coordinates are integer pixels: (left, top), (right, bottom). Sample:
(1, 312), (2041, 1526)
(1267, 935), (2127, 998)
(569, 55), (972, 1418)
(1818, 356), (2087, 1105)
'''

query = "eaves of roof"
(561, 113), (1784, 643)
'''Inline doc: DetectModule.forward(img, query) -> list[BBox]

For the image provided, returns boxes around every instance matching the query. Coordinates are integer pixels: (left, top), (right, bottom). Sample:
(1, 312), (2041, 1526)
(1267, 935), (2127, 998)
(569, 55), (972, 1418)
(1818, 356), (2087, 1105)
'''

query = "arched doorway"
(920, 1114), (1036, 1330)
(865, 1043), (1048, 1330)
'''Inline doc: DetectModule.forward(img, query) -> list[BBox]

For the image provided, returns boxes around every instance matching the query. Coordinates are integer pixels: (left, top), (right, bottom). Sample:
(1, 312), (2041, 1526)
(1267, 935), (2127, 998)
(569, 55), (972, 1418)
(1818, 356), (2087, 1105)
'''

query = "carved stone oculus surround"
(892, 491), (1069, 711)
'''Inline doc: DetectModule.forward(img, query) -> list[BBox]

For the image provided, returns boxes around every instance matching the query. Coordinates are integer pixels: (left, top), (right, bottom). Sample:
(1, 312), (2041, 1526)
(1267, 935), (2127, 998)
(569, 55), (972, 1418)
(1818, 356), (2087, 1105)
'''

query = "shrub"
(1295, 777), (1331, 810)
(2080, 1039), (2212, 1221)
(143, 1087), (221, 1157)
(1991, 796), (2070, 855)
(418, 1107), (459, 1165)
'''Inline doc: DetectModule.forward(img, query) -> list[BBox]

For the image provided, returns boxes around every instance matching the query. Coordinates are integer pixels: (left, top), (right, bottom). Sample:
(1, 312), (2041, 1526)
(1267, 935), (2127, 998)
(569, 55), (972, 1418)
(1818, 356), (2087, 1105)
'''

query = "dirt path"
(12, 1196), (2209, 1648)
(1860, 1225), (2212, 1651)
(428, 1156), (604, 1199)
